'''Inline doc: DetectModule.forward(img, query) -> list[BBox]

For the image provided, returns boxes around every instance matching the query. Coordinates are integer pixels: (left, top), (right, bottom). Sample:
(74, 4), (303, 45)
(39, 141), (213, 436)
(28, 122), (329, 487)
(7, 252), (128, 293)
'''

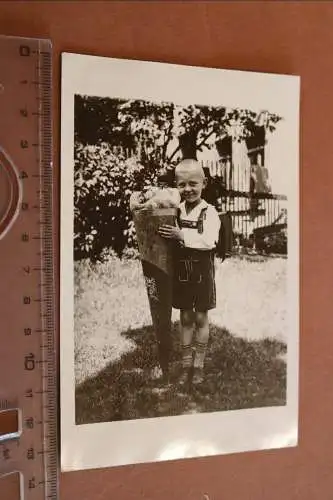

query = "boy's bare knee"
(180, 310), (194, 327)
(195, 311), (208, 328)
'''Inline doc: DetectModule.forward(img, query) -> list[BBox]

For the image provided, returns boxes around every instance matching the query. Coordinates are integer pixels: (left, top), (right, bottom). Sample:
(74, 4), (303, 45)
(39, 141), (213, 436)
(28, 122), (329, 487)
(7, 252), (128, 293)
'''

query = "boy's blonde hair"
(175, 159), (205, 180)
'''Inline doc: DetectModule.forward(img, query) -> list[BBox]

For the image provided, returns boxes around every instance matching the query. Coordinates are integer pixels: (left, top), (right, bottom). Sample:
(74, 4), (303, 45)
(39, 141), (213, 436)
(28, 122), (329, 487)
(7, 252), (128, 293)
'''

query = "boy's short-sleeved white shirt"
(178, 199), (221, 250)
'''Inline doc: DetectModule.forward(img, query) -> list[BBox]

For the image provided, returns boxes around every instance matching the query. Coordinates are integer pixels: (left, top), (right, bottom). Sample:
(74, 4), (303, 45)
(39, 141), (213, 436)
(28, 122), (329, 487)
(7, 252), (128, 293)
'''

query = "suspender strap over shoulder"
(178, 206), (208, 234)
(197, 207), (207, 234)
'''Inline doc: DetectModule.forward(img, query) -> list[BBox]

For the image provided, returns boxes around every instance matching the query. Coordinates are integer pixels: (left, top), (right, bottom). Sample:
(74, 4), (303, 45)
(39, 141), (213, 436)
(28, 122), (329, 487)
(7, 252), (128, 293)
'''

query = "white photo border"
(60, 52), (300, 471)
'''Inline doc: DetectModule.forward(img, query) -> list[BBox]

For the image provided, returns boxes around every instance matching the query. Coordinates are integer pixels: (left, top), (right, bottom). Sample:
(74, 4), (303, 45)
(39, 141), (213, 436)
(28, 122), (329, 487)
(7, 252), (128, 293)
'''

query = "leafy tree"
(75, 95), (282, 163)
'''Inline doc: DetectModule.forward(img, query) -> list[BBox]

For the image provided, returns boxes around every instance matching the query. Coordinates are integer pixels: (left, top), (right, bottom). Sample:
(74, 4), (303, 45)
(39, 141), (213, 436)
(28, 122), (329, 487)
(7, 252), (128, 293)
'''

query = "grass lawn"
(74, 254), (287, 424)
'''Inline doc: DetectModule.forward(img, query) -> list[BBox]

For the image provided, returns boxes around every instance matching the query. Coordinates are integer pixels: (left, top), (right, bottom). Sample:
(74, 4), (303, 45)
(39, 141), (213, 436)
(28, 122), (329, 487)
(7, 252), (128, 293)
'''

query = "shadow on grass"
(75, 323), (287, 425)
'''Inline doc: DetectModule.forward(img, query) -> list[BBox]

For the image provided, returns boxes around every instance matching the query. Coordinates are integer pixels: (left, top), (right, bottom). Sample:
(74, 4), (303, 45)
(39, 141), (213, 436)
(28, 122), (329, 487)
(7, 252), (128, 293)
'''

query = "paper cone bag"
(133, 208), (177, 275)
(133, 208), (177, 375)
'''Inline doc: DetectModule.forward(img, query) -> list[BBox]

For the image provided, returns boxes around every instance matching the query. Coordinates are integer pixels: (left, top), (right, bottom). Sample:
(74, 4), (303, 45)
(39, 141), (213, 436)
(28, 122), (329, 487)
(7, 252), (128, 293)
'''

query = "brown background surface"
(0, 1), (332, 499)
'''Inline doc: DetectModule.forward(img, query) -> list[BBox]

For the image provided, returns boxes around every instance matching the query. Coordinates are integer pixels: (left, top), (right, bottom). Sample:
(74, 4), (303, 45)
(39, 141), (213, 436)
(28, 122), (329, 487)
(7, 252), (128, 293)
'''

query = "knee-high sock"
(193, 341), (208, 369)
(181, 344), (193, 369)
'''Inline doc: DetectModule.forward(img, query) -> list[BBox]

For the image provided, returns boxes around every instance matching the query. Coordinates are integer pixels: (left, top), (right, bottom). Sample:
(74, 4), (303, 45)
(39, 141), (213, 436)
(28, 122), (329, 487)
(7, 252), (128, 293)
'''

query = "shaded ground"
(75, 321), (286, 424)
(74, 255), (287, 385)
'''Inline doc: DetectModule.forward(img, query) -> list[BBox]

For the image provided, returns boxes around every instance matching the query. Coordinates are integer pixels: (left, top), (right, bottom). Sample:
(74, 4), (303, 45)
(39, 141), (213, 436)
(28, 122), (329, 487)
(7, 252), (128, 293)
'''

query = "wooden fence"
(201, 158), (287, 245)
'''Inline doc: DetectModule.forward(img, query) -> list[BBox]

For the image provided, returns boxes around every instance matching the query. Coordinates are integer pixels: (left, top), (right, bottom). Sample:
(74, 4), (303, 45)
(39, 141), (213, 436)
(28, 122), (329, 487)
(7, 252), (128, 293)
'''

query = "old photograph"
(74, 94), (288, 423)
(61, 54), (299, 470)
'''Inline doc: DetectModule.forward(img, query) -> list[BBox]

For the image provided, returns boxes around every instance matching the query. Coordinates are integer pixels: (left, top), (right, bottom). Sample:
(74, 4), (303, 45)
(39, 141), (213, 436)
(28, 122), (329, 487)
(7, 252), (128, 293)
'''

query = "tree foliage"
(74, 142), (158, 261)
(75, 95), (281, 162)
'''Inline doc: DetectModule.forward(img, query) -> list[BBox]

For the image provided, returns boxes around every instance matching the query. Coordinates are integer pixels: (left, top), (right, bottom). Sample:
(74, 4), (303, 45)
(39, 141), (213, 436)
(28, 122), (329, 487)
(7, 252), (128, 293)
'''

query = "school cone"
(133, 208), (177, 379)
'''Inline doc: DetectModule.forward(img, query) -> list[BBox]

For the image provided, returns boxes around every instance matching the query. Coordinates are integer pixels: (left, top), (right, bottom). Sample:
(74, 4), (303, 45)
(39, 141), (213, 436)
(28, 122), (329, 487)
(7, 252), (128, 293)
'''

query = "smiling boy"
(158, 159), (221, 385)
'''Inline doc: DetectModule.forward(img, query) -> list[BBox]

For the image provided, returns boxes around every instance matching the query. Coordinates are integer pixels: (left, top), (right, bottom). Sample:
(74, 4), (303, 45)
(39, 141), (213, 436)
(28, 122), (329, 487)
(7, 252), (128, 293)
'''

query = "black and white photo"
(61, 53), (299, 471)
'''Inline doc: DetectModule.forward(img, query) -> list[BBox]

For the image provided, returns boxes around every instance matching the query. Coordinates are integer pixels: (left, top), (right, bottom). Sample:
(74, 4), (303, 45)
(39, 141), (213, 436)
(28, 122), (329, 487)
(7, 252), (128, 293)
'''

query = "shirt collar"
(180, 199), (208, 216)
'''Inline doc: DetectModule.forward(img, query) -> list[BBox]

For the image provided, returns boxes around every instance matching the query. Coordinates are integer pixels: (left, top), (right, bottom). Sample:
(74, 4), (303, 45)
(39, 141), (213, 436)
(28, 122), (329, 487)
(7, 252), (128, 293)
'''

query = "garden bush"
(74, 141), (159, 262)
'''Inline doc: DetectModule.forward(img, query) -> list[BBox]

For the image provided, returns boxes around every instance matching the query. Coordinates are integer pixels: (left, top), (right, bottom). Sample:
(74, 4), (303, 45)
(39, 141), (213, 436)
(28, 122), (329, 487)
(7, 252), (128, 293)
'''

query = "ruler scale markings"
(40, 45), (58, 500)
(0, 36), (57, 500)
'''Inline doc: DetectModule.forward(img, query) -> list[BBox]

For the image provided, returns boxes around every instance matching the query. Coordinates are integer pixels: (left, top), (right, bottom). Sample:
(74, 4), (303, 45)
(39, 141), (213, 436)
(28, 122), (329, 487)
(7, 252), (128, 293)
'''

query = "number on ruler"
(23, 266), (31, 274)
(20, 139), (29, 149)
(23, 296), (31, 305)
(25, 389), (33, 398)
(21, 232), (30, 242)
(21, 202), (29, 210)
(20, 108), (28, 117)
(24, 353), (36, 371)
(19, 45), (31, 57)
(24, 327), (32, 336)
(25, 417), (34, 429)
(19, 171), (28, 179)
(2, 446), (10, 460)
(28, 477), (36, 489)
(27, 447), (35, 460)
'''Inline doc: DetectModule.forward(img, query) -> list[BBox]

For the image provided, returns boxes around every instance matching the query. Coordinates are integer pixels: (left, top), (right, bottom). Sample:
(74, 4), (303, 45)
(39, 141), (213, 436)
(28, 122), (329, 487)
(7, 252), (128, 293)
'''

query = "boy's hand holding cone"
(158, 223), (184, 242)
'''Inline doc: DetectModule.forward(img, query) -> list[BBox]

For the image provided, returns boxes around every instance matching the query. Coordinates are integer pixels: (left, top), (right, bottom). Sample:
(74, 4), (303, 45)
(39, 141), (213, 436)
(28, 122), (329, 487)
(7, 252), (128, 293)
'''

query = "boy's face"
(175, 168), (206, 204)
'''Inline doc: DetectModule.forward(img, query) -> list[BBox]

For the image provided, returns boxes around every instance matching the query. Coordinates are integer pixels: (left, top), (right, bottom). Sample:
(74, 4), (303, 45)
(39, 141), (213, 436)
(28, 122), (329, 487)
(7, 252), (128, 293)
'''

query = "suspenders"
(175, 206), (213, 285)
(177, 207), (208, 234)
